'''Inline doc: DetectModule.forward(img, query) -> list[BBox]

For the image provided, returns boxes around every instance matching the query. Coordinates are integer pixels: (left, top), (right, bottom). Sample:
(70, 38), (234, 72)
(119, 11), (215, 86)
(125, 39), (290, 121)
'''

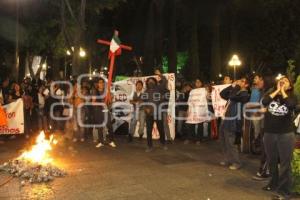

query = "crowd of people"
(0, 69), (299, 199)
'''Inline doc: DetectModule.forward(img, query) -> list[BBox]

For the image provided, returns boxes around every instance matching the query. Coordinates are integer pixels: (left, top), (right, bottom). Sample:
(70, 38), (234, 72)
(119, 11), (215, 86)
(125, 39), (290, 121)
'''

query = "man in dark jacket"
(154, 69), (171, 141)
(219, 78), (250, 170)
(141, 77), (167, 152)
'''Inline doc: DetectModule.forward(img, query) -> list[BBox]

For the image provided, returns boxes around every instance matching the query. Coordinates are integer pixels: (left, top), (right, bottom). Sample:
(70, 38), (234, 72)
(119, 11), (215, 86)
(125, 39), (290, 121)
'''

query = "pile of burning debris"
(0, 131), (67, 184)
(0, 159), (66, 183)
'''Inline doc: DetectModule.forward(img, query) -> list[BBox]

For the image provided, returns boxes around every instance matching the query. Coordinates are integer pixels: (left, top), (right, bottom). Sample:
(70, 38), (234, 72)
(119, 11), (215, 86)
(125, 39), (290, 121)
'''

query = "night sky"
(1, 0), (300, 81)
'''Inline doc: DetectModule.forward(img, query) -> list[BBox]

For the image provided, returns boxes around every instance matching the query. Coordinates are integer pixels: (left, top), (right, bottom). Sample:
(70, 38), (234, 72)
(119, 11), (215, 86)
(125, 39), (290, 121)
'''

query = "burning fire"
(19, 131), (57, 165)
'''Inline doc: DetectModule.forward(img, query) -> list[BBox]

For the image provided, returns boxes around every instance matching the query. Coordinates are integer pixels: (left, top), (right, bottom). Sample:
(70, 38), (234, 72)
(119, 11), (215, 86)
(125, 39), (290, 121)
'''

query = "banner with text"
(1, 99), (24, 134)
(211, 84), (230, 118)
(112, 73), (176, 140)
(186, 88), (211, 124)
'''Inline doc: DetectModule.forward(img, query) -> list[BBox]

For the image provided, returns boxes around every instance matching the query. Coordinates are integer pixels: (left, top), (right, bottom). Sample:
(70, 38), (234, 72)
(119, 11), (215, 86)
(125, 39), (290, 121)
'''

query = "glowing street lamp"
(42, 63), (47, 70)
(66, 47), (86, 57)
(228, 54), (241, 80)
(79, 48), (86, 58)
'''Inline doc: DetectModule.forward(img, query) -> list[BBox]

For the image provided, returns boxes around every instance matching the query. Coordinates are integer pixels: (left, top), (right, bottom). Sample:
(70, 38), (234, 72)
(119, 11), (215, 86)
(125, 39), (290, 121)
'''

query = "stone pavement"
(0, 136), (283, 200)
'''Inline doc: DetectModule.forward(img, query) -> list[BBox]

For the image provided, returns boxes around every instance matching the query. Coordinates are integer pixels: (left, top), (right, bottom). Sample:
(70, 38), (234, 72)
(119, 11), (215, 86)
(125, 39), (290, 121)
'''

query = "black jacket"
(220, 85), (250, 132)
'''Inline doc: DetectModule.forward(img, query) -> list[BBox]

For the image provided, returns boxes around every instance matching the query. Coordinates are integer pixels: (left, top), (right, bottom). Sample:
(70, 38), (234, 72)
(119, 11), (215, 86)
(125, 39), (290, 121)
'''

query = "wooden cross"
(97, 30), (132, 103)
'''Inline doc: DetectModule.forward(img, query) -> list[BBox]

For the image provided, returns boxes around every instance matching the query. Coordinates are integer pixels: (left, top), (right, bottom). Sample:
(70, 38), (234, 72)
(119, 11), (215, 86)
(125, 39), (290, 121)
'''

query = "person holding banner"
(128, 80), (146, 142)
(176, 83), (192, 138)
(141, 77), (167, 152)
(219, 78), (250, 170)
(184, 79), (209, 145)
(154, 69), (171, 142)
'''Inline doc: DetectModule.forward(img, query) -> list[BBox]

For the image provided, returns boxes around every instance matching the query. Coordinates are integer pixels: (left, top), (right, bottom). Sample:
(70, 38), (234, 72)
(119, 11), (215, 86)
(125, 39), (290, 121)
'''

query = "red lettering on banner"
(167, 115), (172, 124)
(6, 112), (16, 119)
(0, 125), (21, 134)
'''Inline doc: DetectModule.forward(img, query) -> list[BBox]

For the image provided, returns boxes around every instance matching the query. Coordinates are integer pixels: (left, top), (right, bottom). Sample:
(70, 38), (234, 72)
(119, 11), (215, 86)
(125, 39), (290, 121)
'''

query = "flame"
(19, 131), (56, 165)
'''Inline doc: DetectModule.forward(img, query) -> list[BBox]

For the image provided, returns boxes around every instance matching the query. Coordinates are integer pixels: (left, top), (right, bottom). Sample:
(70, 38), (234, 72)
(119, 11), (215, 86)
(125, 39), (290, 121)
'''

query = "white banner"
(1, 99), (24, 134)
(112, 73), (176, 140)
(211, 84), (230, 118)
(186, 88), (211, 124)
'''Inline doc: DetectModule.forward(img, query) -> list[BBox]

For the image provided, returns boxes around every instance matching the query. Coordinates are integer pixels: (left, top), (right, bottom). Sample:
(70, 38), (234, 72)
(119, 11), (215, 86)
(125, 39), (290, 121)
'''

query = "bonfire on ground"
(0, 131), (66, 184)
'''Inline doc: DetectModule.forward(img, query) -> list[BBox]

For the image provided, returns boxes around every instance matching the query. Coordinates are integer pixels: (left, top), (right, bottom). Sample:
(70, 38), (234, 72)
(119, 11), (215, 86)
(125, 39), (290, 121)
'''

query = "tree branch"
(60, 0), (73, 51)
(64, 0), (80, 26)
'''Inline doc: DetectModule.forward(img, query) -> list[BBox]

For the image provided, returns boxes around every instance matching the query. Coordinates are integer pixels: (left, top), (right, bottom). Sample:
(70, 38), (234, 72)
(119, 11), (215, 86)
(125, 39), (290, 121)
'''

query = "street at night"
(0, 136), (272, 200)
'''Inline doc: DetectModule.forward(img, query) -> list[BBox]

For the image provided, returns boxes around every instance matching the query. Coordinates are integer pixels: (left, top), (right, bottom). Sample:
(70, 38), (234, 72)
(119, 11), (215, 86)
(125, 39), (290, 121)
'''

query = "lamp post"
(228, 54), (241, 80)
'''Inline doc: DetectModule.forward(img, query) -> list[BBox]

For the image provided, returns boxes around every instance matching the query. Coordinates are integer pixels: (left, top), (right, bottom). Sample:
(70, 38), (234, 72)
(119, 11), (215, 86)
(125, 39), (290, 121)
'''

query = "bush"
(292, 149), (300, 194)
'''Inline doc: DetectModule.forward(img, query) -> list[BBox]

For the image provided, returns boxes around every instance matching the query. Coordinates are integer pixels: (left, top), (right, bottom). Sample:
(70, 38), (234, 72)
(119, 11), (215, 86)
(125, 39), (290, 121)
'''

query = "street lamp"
(79, 48), (86, 58)
(66, 50), (71, 56)
(42, 63), (47, 70)
(228, 54), (241, 80)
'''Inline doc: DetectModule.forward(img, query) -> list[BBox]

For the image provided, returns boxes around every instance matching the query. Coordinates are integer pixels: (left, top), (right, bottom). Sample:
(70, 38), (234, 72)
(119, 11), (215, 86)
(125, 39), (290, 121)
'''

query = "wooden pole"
(105, 53), (115, 104)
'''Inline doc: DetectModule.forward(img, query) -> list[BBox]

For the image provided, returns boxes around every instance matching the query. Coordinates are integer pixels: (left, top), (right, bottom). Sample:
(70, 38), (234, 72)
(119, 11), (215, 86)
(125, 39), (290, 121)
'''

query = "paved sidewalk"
(0, 137), (275, 200)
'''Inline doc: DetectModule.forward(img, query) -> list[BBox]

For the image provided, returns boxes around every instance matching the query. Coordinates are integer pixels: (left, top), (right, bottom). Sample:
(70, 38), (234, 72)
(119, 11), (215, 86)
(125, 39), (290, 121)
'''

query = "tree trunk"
(187, 5), (200, 80)
(35, 57), (46, 80)
(153, 0), (164, 71)
(211, 4), (222, 80)
(71, 0), (86, 76)
(167, 0), (177, 73)
(143, 0), (155, 75)
(61, 0), (86, 76)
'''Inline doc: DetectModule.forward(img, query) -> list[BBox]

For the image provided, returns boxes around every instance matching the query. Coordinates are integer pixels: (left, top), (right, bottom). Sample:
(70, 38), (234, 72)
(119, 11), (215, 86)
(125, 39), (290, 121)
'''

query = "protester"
(0, 78), (9, 143)
(70, 83), (87, 142)
(93, 78), (116, 148)
(261, 76), (297, 200)
(219, 77), (250, 170)
(204, 83), (214, 140)
(184, 78), (208, 145)
(176, 83), (192, 138)
(141, 77), (167, 152)
(23, 89), (34, 139)
(247, 75), (271, 181)
(128, 80), (145, 142)
(223, 76), (233, 85)
(154, 69), (171, 141)
(8, 83), (23, 103)
(37, 85), (47, 130)
(1, 78), (10, 105)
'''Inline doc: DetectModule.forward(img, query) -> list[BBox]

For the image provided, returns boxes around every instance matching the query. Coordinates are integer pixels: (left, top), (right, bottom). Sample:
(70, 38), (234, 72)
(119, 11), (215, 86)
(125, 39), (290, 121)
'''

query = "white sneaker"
(229, 164), (241, 170)
(72, 138), (78, 143)
(109, 142), (116, 148)
(80, 138), (85, 142)
(96, 143), (104, 148)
